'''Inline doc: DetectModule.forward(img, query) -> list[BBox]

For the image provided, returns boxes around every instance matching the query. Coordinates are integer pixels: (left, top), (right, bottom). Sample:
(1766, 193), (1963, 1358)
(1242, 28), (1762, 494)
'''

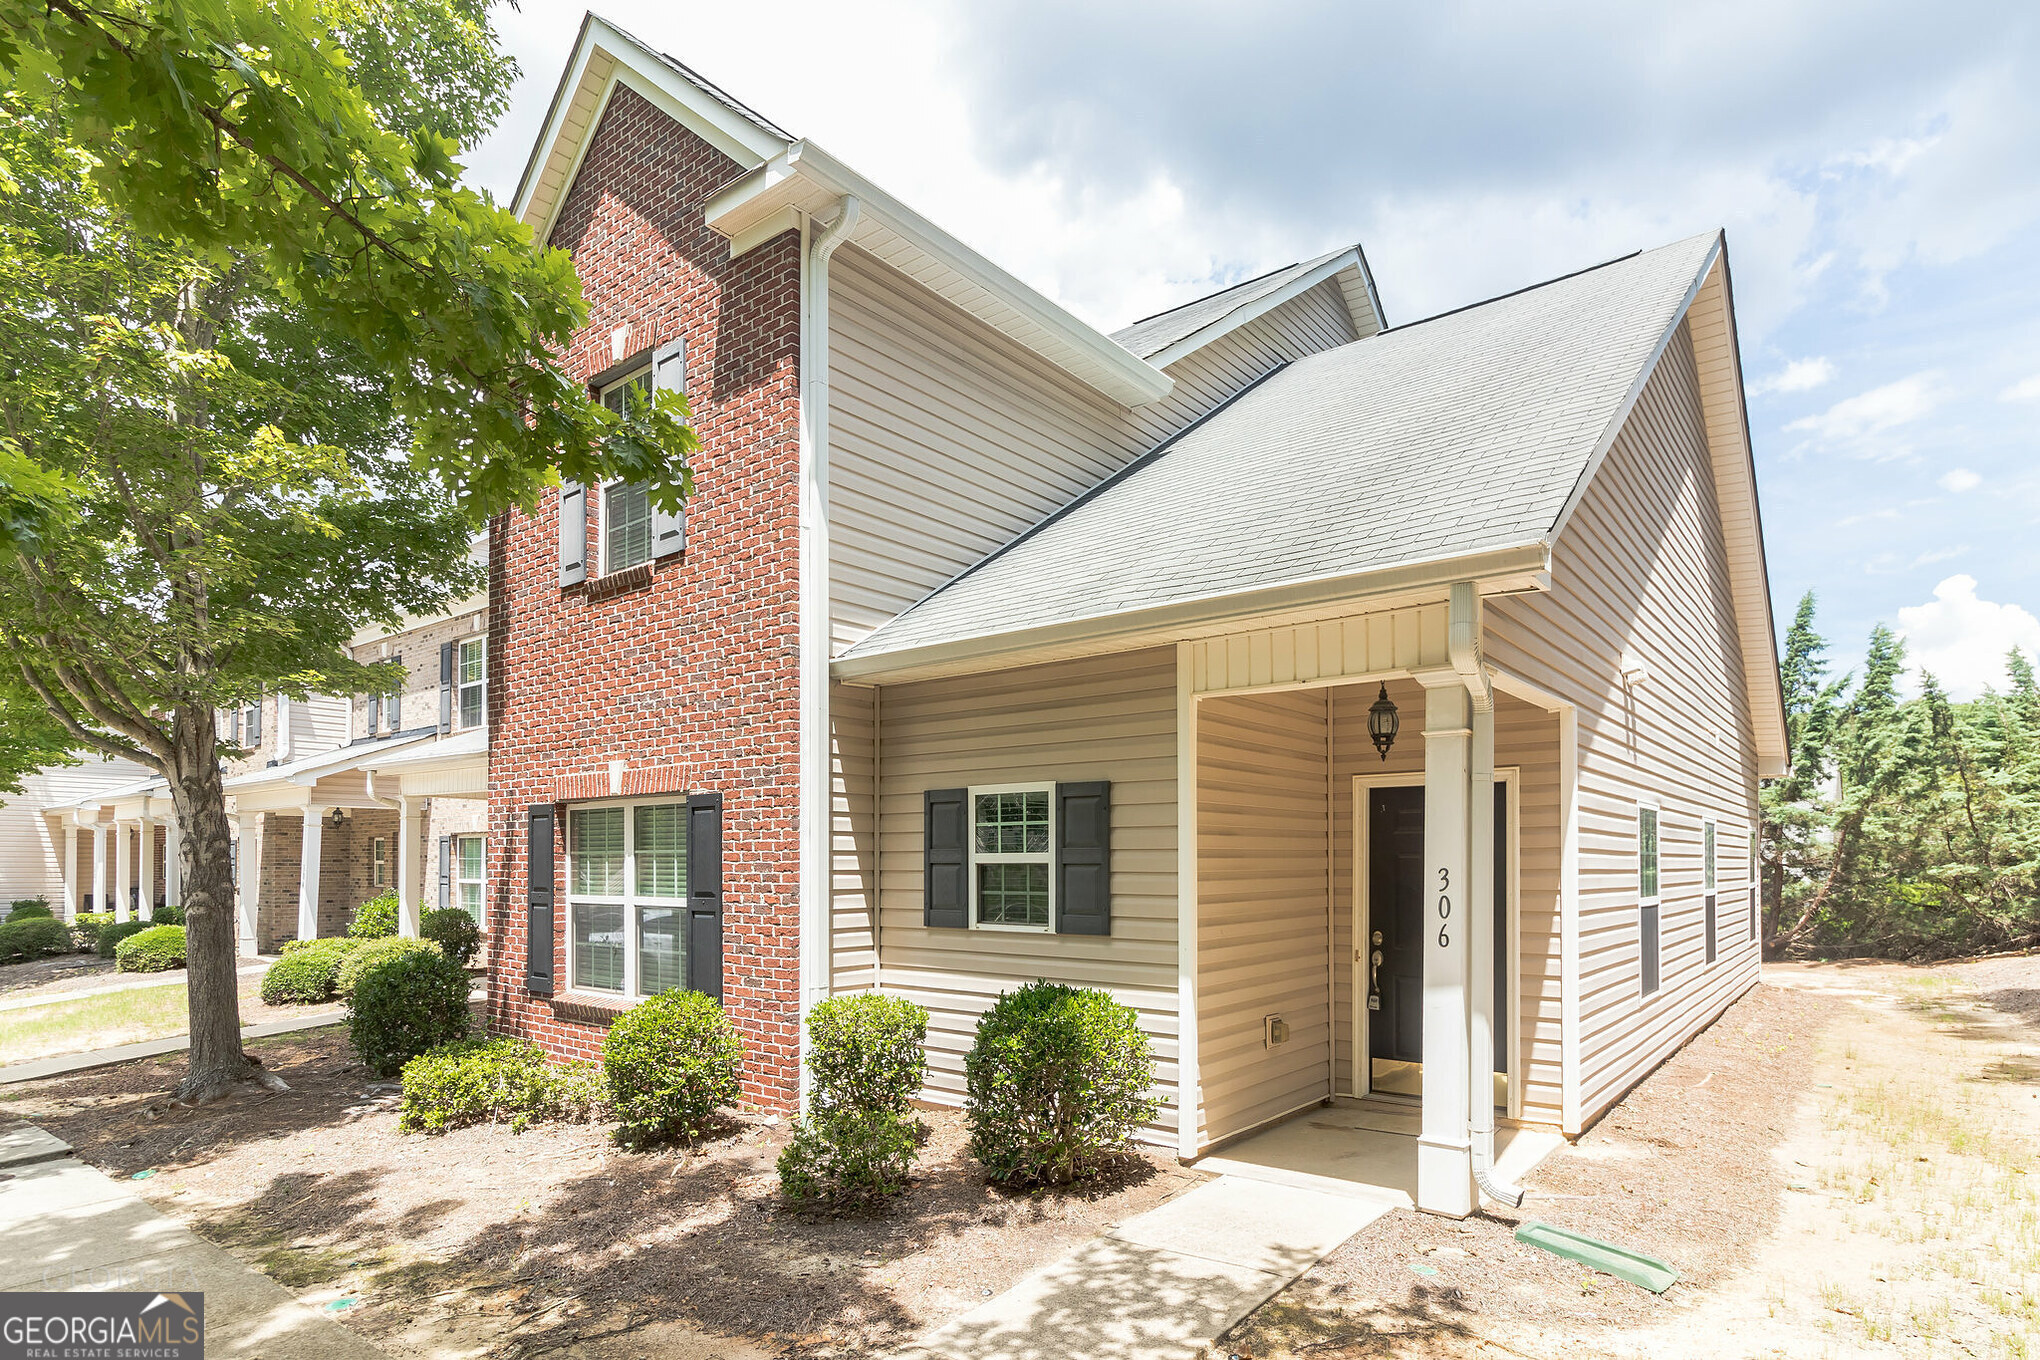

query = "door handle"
(1367, 947), (1384, 1010)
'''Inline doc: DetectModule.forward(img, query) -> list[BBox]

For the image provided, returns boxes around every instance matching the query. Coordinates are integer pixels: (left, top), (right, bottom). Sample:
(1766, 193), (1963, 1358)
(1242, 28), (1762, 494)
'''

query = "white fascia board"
(832, 542), (1552, 685)
(1146, 248), (1370, 369)
(706, 141), (1175, 409)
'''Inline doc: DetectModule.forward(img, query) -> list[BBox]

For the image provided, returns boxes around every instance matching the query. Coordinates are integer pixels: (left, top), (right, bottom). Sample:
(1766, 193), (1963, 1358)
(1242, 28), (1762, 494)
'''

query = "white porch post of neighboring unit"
(90, 822), (108, 916)
(396, 795), (421, 938)
(165, 818), (183, 909)
(113, 821), (132, 923)
(236, 813), (261, 956)
(61, 818), (79, 921)
(1417, 672), (1475, 1218)
(138, 814), (156, 921)
(297, 806), (324, 942)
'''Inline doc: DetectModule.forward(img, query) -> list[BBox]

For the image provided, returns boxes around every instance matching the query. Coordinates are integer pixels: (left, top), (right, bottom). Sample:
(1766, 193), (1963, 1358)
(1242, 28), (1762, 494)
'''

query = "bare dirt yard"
(1, 1027), (1205, 1359)
(1222, 954), (2040, 1360)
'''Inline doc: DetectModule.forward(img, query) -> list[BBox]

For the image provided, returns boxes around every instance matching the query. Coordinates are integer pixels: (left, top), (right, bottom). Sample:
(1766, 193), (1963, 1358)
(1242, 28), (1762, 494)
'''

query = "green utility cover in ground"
(1514, 1221), (1679, 1294)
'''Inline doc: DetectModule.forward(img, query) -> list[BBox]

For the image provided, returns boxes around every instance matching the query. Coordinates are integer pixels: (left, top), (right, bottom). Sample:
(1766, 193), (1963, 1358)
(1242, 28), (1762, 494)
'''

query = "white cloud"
(2001, 374), (2040, 402)
(1786, 371), (1944, 448)
(1912, 545), (1969, 567)
(1752, 356), (1836, 394)
(1838, 507), (1901, 526)
(1938, 467), (1982, 492)
(1895, 574), (2040, 699)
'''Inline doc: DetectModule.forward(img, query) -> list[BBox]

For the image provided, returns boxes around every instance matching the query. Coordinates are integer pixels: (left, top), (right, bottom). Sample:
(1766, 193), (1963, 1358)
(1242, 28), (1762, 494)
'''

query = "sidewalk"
(0, 1011), (345, 1085)
(0, 1125), (385, 1359)
(900, 1175), (1398, 1360)
(0, 961), (273, 1014)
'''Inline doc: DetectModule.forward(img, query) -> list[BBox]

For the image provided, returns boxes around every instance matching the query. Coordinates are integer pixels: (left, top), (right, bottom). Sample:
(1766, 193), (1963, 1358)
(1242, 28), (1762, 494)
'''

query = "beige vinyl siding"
(872, 648), (1180, 1139)
(1195, 688), (1333, 1147)
(1321, 684), (1564, 1125)
(0, 757), (152, 904)
(828, 247), (1361, 652)
(1485, 319), (1761, 1132)
(830, 680), (878, 992)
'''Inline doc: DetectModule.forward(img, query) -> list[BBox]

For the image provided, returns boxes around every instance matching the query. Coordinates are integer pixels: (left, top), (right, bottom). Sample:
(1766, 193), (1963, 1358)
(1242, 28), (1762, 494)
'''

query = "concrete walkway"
(900, 1175), (1397, 1360)
(0, 1011), (345, 1085)
(0, 1126), (385, 1359)
(0, 961), (273, 1014)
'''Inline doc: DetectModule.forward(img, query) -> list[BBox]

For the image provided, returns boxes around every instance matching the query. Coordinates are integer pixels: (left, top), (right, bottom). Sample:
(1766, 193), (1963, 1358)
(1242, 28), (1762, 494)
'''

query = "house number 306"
(1436, 867), (1452, 948)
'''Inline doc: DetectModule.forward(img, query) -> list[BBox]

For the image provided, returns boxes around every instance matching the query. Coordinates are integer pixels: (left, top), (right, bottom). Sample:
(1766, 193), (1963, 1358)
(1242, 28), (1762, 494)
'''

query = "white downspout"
(797, 195), (862, 1108)
(1450, 581), (1525, 1209)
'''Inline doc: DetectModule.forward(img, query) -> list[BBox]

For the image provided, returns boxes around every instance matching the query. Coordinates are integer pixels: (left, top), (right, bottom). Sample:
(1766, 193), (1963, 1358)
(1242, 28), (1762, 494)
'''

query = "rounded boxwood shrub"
(347, 945), (473, 1077)
(69, 912), (113, 953)
(96, 919), (153, 960)
(260, 937), (360, 1005)
(398, 1037), (601, 1134)
(0, 916), (74, 964)
(778, 1109), (918, 1209)
(963, 981), (1159, 1187)
(420, 907), (481, 967)
(334, 936), (436, 999)
(602, 990), (743, 1148)
(347, 892), (400, 939)
(6, 899), (54, 922)
(149, 903), (185, 926)
(114, 924), (187, 973)
(806, 992), (929, 1115)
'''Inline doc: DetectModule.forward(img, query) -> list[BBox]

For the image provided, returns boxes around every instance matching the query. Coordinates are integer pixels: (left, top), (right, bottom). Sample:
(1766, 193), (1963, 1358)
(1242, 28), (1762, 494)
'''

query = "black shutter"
(649, 338), (687, 561)
(558, 482), (587, 586)
(924, 788), (969, 929)
(1055, 781), (1112, 935)
(438, 834), (452, 912)
(1639, 903), (1660, 996)
(367, 693), (380, 736)
(526, 805), (555, 996)
(438, 642), (454, 734)
(686, 793), (723, 1000)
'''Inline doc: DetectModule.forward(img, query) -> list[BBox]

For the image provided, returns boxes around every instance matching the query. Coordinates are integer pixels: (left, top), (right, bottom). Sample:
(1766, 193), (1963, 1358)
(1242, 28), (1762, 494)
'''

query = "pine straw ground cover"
(0, 1026), (1203, 1359)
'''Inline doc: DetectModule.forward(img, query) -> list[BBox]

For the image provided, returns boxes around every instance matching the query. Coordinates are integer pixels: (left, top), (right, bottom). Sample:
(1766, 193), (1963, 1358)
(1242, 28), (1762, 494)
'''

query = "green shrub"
(806, 992), (929, 1116)
(70, 912), (113, 953)
(0, 916), (74, 964)
(420, 907), (481, 967)
(114, 924), (187, 973)
(347, 945), (473, 1077)
(96, 919), (152, 959)
(963, 981), (1159, 1187)
(6, 899), (54, 922)
(260, 938), (360, 1005)
(777, 1109), (918, 1209)
(347, 892), (400, 939)
(602, 990), (743, 1148)
(334, 936), (436, 999)
(149, 903), (185, 926)
(398, 1037), (602, 1134)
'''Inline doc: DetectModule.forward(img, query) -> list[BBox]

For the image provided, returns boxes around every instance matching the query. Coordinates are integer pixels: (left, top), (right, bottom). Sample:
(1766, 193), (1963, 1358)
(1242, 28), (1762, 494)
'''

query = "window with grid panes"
(457, 639), (485, 730)
(599, 371), (654, 572)
(567, 800), (688, 995)
(969, 786), (1053, 930)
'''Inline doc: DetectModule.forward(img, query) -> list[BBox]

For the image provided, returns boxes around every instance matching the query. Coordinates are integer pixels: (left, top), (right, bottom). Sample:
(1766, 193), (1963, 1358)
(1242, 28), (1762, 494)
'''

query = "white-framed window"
(1703, 818), (1718, 966)
(968, 783), (1055, 932)
(1637, 801), (1661, 997)
(456, 834), (484, 921)
(599, 369), (654, 574)
(457, 638), (485, 730)
(372, 836), (388, 888)
(565, 799), (688, 996)
(1749, 831), (1761, 942)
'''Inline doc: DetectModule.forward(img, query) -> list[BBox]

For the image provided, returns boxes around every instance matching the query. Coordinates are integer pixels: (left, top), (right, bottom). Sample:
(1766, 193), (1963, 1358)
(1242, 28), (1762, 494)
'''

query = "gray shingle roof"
(846, 232), (1718, 663)
(1109, 248), (1353, 359)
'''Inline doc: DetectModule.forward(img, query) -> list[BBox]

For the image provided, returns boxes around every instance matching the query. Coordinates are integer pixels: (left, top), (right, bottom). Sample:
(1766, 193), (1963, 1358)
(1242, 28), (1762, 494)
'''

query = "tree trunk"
(167, 704), (258, 1102)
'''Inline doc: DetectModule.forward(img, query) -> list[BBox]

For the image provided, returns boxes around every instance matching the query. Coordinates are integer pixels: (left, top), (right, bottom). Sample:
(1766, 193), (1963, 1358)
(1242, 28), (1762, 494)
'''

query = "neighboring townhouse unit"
(2, 754), (157, 914)
(483, 12), (1783, 1219)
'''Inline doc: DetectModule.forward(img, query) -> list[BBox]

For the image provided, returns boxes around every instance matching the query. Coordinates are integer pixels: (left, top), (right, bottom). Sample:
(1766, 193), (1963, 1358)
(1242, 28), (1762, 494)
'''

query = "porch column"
(396, 795), (421, 938)
(113, 821), (132, 923)
(298, 806), (324, 941)
(1417, 674), (1475, 1218)
(165, 818), (183, 909)
(138, 815), (156, 921)
(90, 822), (107, 915)
(236, 813), (261, 956)
(61, 819), (79, 921)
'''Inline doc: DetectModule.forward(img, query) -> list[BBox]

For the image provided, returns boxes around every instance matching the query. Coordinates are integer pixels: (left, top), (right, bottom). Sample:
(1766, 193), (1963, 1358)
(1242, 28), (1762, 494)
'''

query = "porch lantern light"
(1368, 683), (1400, 761)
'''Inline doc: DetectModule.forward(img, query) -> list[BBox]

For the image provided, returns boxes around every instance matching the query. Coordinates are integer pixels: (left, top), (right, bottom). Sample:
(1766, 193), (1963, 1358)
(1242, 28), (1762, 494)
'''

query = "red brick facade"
(484, 86), (805, 1109)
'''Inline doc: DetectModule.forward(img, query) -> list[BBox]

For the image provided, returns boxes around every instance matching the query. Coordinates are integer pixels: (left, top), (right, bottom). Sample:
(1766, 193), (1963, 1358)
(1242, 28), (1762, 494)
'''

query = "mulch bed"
(4, 1029), (1202, 1358)
(1221, 982), (1842, 1358)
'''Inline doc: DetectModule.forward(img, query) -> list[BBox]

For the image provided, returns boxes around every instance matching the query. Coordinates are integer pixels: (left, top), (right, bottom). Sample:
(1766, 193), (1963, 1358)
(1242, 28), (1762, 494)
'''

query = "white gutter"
(797, 195), (862, 1108)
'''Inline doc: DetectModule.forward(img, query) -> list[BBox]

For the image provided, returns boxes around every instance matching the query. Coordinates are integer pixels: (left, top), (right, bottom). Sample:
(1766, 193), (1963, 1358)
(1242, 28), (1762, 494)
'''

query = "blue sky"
(466, 1), (2040, 700)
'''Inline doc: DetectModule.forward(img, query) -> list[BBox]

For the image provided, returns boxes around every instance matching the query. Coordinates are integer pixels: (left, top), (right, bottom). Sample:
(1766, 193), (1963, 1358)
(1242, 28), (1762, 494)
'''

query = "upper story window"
(970, 785), (1054, 931)
(600, 370), (654, 573)
(457, 639), (485, 730)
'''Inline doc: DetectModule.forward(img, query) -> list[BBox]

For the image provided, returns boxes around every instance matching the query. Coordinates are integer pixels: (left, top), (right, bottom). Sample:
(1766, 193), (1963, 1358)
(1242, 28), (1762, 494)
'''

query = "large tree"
(0, 0), (696, 1100)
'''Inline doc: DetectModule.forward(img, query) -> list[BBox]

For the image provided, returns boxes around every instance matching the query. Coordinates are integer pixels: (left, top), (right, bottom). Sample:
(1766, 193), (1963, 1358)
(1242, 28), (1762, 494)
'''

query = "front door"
(1364, 782), (1509, 1096)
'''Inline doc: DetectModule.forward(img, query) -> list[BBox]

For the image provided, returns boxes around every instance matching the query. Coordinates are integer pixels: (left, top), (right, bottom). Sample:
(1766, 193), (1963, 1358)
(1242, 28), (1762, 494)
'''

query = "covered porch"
(1179, 584), (1573, 1217)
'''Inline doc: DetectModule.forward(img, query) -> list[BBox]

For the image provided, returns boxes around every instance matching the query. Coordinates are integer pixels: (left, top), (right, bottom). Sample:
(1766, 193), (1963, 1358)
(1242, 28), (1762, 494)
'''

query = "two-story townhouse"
(488, 13), (1785, 1219)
